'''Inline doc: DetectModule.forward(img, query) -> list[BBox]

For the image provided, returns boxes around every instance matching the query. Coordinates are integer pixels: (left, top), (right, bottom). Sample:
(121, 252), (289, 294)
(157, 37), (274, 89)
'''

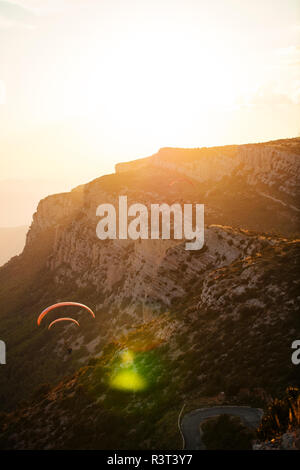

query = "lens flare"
(108, 347), (164, 393)
(109, 349), (147, 392)
(110, 369), (146, 392)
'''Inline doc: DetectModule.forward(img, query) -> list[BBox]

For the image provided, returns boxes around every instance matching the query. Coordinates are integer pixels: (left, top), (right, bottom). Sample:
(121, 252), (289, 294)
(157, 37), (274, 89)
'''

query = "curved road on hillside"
(181, 406), (264, 450)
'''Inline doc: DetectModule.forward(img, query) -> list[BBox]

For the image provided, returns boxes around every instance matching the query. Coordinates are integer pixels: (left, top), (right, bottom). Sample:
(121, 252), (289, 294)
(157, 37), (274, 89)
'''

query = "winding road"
(181, 406), (264, 450)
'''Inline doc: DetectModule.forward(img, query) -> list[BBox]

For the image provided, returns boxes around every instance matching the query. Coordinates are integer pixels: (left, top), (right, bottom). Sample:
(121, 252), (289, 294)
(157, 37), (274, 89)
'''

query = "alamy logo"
(0, 340), (6, 365)
(96, 196), (204, 250)
(291, 340), (300, 365)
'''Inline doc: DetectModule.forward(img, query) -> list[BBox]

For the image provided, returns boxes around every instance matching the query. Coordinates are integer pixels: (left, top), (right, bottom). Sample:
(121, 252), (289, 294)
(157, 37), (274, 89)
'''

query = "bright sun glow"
(0, 0), (299, 203)
(61, 33), (240, 126)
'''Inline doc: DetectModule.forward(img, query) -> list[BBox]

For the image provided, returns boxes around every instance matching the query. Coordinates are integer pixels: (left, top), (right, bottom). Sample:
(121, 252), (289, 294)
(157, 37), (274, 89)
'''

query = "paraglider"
(48, 317), (80, 330)
(37, 301), (95, 326)
(37, 302), (95, 356)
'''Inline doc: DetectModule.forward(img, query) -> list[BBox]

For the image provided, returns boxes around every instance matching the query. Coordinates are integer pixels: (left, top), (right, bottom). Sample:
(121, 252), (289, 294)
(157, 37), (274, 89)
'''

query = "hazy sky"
(0, 0), (300, 224)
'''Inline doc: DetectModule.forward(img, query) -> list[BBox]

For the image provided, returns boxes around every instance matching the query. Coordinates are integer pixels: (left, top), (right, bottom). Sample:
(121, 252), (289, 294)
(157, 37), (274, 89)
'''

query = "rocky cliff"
(0, 138), (299, 449)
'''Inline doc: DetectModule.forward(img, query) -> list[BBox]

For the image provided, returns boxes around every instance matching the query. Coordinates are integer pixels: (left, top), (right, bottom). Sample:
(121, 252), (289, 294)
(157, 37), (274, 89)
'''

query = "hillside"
(0, 138), (299, 449)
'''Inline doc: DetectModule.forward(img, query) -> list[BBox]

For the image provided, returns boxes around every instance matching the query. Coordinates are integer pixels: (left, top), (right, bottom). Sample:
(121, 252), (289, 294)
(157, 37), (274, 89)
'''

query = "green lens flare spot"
(110, 369), (146, 392)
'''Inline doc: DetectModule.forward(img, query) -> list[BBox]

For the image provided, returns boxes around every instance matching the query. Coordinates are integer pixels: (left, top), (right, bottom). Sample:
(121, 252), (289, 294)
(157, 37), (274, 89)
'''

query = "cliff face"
(26, 187), (84, 246)
(238, 143), (300, 197)
(26, 176), (271, 324)
(20, 138), (300, 331)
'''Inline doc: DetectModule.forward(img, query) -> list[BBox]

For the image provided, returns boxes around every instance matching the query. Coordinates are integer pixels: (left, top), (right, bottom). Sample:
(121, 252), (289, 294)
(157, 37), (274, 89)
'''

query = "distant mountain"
(0, 226), (28, 266)
(0, 138), (299, 449)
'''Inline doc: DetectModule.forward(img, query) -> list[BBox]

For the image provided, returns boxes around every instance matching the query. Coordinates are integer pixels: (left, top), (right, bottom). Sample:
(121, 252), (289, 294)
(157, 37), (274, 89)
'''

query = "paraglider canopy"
(37, 301), (95, 326)
(48, 317), (80, 330)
